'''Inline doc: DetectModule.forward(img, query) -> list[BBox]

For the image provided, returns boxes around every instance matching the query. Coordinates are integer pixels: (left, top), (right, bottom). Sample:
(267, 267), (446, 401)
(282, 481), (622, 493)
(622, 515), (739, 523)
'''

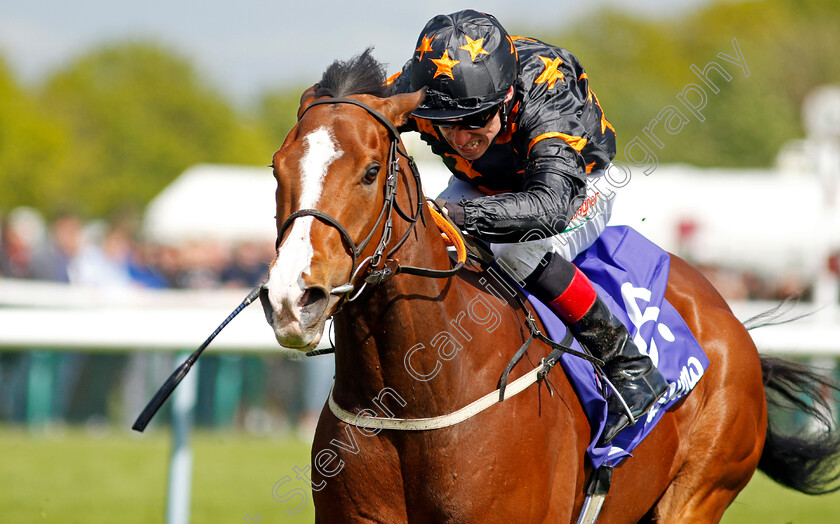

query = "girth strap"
(328, 357), (553, 431)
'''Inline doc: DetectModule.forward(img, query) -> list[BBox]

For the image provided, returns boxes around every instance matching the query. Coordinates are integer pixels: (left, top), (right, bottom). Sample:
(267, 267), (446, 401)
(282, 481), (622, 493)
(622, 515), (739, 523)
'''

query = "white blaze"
(267, 127), (343, 316)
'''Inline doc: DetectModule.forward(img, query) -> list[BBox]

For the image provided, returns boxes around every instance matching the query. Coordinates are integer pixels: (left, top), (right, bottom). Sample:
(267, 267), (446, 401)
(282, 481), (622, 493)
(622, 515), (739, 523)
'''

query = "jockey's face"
(436, 112), (502, 161)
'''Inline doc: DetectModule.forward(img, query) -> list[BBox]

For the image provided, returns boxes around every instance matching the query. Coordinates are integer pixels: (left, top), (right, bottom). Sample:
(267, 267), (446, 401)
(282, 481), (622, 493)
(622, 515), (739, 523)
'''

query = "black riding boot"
(522, 252), (669, 444)
(570, 296), (670, 445)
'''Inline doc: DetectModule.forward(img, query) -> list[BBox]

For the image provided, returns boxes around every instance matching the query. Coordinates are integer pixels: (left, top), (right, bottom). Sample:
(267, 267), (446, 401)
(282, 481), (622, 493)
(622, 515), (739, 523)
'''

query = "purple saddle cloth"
(523, 226), (709, 468)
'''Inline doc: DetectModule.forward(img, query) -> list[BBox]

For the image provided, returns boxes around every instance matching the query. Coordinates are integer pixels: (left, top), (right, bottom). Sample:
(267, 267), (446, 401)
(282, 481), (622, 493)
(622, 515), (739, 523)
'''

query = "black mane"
(315, 48), (389, 98)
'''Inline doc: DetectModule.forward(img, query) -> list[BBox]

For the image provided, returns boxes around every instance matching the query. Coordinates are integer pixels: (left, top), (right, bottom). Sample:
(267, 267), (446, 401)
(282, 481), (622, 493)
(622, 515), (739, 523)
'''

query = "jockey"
(388, 9), (668, 444)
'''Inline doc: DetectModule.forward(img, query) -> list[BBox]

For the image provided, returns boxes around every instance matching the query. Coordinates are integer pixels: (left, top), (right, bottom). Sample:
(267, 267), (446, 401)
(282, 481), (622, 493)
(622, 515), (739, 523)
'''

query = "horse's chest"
(317, 427), (561, 522)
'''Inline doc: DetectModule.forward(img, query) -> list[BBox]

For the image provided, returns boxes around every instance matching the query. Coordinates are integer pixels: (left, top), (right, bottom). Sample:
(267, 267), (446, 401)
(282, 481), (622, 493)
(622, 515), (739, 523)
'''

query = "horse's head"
(260, 52), (424, 350)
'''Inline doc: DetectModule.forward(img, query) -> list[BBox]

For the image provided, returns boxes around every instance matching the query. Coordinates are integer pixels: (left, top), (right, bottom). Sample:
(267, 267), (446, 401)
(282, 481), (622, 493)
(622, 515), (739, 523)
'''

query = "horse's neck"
(331, 208), (524, 417)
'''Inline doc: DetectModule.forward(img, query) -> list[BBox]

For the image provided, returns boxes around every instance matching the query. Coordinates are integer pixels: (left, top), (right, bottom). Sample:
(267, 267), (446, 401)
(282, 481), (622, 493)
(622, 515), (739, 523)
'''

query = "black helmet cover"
(409, 9), (519, 121)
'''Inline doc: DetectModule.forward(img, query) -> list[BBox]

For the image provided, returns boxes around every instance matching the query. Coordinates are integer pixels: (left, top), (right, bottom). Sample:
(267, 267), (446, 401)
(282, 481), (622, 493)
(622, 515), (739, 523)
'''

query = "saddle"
(431, 205), (709, 468)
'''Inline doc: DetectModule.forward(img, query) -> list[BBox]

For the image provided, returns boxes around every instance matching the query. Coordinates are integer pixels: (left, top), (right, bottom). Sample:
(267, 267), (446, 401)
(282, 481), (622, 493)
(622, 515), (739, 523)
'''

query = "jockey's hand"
(435, 198), (450, 215)
(436, 198), (466, 229)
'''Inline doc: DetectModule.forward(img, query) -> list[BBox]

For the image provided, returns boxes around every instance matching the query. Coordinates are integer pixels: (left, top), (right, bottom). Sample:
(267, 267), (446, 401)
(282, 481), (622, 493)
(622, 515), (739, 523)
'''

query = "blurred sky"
(0, 0), (716, 104)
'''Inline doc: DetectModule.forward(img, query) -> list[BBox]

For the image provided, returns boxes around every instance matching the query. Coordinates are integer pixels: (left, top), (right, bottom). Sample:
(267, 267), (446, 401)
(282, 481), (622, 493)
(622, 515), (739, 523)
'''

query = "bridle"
(274, 96), (606, 427)
(275, 97), (465, 303)
(133, 97), (590, 435)
(134, 96), (466, 433)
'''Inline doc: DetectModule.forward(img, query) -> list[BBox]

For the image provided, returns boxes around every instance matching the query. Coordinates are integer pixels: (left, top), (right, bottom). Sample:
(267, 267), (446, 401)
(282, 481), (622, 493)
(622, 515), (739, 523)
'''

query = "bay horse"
(260, 51), (840, 523)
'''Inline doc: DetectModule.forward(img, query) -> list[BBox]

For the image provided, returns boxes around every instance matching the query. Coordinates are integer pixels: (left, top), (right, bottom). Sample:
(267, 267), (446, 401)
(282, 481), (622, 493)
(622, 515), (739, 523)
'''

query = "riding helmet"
(409, 9), (519, 121)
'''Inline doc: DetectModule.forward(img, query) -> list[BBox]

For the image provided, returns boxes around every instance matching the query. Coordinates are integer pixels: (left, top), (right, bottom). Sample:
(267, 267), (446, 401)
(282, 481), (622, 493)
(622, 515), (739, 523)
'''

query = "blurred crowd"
(1, 206), (817, 302)
(696, 263), (814, 302)
(0, 206), (823, 434)
(0, 206), (333, 436)
(0, 206), (275, 290)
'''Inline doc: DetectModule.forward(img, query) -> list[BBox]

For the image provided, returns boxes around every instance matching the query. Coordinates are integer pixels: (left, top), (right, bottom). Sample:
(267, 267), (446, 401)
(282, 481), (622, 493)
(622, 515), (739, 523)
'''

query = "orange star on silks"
(535, 55), (565, 90)
(416, 34), (434, 61)
(591, 90), (616, 134)
(579, 72), (615, 134)
(511, 35), (537, 42)
(431, 50), (460, 79)
(459, 35), (490, 62)
(384, 71), (402, 86)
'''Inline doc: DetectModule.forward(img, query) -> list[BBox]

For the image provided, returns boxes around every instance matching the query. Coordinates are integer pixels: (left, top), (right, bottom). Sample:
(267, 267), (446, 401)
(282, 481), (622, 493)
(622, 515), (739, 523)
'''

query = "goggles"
(433, 105), (499, 130)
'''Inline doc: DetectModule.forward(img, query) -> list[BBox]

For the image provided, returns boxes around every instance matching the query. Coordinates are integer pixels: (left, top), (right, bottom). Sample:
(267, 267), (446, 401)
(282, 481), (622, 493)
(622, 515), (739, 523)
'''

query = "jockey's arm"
(443, 142), (587, 244)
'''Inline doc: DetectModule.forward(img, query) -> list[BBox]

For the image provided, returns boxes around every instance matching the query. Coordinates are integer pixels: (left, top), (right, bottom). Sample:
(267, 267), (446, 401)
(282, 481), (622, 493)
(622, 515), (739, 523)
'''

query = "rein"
(284, 96), (603, 430)
(277, 97), (466, 303)
(134, 96), (595, 435)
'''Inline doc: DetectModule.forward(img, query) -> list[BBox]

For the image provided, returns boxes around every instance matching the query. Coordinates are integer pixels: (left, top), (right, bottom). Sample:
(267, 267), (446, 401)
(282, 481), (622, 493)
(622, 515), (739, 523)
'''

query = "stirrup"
(601, 374), (637, 427)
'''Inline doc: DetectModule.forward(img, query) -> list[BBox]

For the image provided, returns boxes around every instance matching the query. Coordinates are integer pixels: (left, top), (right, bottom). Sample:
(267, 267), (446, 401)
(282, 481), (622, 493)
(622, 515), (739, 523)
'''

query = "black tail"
(758, 356), (840, 494)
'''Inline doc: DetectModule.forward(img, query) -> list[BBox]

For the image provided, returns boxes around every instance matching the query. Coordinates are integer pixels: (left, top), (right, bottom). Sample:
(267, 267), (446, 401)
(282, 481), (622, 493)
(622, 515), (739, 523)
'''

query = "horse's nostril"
(300, 287), (326, 308)
(299, 287), (328, 327)
(259, 286), (274, 324)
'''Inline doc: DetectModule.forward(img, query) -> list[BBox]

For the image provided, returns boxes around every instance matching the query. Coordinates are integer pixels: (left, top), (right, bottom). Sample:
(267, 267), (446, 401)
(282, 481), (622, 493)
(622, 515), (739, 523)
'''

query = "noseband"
(276, 97), (464, 302)
(278, 98), (602, 428)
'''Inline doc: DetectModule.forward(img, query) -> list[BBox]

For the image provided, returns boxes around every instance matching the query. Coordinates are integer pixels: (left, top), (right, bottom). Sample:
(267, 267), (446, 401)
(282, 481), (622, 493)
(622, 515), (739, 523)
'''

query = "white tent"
(143, 155), (838, 276)
(141, 139), (452, 245)
(608, 164), (839, 275)
(143, 164), (278, 244)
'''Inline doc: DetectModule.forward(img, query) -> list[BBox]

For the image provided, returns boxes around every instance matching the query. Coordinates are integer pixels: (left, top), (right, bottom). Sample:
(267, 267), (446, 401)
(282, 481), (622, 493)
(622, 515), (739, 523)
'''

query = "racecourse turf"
(0, 425), (315, 524)
(1, 425), (837, 523)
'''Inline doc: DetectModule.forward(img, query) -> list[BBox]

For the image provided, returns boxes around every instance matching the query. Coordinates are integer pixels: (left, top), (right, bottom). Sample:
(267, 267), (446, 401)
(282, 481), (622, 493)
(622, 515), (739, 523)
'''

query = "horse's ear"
(383, 89), (425, 127)
(297, 85), (319, 120)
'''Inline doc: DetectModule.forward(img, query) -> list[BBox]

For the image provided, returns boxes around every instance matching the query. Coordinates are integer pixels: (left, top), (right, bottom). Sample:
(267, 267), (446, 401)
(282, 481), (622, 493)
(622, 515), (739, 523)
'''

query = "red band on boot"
(548, 267), (597, 323)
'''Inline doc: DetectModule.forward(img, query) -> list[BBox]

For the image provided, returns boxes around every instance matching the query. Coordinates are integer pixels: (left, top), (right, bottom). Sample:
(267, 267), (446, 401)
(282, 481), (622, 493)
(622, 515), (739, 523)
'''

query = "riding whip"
(132, 280), (265, 432)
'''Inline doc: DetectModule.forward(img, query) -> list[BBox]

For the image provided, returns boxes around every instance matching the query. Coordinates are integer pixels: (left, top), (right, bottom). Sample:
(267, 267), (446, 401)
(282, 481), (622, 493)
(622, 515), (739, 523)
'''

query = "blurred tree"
(5, 0), (839, 220)
(257, 87), (309, 151)
(529, 0), (840, 168)
(38, 42), (274, 216)
(0, 57), (71, 213)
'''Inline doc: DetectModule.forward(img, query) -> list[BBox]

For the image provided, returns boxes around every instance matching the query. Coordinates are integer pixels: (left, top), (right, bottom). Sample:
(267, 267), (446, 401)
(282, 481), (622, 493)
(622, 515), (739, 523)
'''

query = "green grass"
(0, 426), (315, 524)
(1, 425), (838, 523)
(722, 472), (840, 524)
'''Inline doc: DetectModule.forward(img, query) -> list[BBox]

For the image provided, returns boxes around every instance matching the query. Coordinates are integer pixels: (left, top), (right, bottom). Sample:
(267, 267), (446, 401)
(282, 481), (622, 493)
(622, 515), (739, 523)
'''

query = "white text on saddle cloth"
(621, 282), (705, 422)
(621, 282), (675, 368)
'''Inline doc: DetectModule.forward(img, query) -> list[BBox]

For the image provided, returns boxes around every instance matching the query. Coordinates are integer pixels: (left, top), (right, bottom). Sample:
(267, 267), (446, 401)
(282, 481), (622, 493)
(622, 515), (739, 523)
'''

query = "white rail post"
(166, 352), (199, 524)
(804, 85), (840, 425)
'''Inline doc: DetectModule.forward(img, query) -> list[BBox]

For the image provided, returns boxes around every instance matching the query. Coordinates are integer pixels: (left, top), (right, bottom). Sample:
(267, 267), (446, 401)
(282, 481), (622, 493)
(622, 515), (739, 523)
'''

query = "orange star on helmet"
(431, 50), (460, 80)
(416, 34), (434, 61)
(459, 35), (490, 62)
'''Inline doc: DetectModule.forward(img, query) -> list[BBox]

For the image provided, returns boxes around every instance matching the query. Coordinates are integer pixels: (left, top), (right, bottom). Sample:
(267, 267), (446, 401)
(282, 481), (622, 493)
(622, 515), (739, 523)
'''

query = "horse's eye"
(363, 164), (380, 185)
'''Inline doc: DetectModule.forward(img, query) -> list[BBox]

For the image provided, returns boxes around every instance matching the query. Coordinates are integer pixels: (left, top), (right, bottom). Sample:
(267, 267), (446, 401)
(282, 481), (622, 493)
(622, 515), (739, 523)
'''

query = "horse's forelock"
(315, 48), (389, 99)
